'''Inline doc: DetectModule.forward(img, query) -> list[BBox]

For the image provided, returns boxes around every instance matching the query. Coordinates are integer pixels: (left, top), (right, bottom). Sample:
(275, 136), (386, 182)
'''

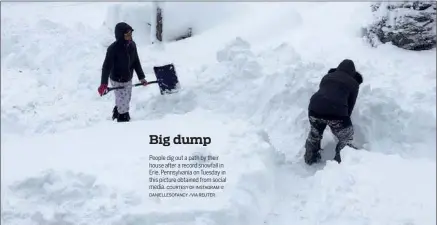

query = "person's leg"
(328, 117), (354, 163)
(123, 80), (133, 121)
(112, 106), (119, 120)
(110, 80), (132, 122)
(116, 80), (132, 122)
(126, 80), (132, 113)
(110, 79), (122, 120)
(304, 115), (327, 165)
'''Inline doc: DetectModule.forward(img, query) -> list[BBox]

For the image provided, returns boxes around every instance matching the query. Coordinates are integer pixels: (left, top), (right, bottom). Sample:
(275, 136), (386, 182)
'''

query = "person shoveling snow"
(97, 22), (148, 122)
(304, 59), (363, 165)
(97, 22), (181, 123)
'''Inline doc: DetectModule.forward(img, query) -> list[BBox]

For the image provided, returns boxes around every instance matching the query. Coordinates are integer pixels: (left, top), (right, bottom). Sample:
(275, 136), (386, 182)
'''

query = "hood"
(336, 59), (356, 75)
(114, 22), (134, 41)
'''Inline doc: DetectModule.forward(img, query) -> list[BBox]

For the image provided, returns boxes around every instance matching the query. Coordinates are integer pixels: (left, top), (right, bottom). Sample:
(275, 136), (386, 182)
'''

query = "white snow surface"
(1, 2), (436, 225)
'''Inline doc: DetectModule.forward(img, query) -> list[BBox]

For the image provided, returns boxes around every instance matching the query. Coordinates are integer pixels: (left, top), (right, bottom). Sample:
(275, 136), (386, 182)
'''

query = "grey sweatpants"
(306, 116), (354, 153)
(110, 79), (132, 114)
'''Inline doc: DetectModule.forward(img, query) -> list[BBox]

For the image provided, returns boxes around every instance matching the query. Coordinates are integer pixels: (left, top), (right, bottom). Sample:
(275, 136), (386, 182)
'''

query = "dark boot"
(304, 140), (321, 165)
(112, 106), (119, 120)
(117, 112), (131, 122)
(334, 143), (344, 164)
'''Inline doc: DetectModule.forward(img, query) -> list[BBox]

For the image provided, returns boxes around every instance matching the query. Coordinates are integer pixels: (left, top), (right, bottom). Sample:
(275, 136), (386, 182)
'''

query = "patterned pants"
(110, 79), (132, 114)
(306, 116), (354, 153)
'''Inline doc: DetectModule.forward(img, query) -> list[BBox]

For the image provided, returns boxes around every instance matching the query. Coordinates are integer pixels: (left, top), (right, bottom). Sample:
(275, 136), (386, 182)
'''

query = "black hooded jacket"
(308, 59), (363, 119)
(101, 22), (146, 85)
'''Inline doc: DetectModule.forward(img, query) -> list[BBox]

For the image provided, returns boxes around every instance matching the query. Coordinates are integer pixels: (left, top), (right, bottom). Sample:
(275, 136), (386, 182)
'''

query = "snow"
(267, 149), (436, 225)
(1, 2), (435, 225)
(104, 2), (248, 44)
(2, 110), (279, 225)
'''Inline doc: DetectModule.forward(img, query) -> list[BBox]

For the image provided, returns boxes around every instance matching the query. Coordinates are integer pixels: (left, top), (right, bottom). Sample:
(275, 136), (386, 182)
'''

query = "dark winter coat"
(308, 59), (363, 120)
(101, 22), (146, 85)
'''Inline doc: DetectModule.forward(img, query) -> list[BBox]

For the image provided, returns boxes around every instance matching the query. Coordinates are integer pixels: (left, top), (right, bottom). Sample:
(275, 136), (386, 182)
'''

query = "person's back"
(309, 59), (360, 119)
(304, 59), (363, 165)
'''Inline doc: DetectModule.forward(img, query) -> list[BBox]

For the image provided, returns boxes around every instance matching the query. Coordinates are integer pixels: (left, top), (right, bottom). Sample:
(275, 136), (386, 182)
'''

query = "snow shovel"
(102, 64), (180, 96)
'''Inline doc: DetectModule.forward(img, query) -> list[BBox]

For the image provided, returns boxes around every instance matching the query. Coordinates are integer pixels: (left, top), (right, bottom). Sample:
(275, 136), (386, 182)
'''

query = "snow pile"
(1, 110), (280, 225)
(1, 18), (102, 71)
(1, 10), (111, 137)
(352, 83), (436, 158)
(365, 1), (436, 50)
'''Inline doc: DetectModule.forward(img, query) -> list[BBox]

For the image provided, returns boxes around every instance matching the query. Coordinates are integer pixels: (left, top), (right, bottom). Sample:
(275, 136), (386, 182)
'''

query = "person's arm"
(101, 45), (115, 85)
(133, 44), (146, 81)
(348, 72), (363, 116)
(348, 88), (358, 116)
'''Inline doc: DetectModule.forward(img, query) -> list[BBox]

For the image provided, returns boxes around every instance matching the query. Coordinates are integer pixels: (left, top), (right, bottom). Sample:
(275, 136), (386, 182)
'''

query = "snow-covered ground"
(1, 2), (435, 225)
(2, 110), (280, 225)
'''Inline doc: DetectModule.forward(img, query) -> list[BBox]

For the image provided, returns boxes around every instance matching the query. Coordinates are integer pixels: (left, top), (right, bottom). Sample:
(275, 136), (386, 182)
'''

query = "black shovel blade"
(153, 64), (180, 95)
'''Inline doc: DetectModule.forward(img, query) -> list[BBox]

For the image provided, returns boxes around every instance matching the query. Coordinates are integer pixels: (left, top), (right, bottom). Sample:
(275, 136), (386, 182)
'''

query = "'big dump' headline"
(149, 134), (212, 146)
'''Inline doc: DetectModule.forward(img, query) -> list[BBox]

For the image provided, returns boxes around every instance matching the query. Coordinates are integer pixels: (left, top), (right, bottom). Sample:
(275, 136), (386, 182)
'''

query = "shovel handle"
(102, 80), (158, 95)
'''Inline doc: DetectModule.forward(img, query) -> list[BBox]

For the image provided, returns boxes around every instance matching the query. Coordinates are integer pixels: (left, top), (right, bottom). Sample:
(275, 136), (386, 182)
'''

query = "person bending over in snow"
(304, 59), (363, 165)
(98, 22), (148, 122)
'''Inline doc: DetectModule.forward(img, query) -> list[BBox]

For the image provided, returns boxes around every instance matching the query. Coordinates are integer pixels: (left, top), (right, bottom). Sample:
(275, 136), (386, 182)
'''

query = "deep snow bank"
(1, 4), (114, 137)
(1, 110), (280, 225)
(266, 148), (436, 225)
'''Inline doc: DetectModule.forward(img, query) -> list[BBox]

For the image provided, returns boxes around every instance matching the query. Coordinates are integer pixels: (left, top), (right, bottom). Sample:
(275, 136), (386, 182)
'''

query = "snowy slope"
(2, 2), (436, 225)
